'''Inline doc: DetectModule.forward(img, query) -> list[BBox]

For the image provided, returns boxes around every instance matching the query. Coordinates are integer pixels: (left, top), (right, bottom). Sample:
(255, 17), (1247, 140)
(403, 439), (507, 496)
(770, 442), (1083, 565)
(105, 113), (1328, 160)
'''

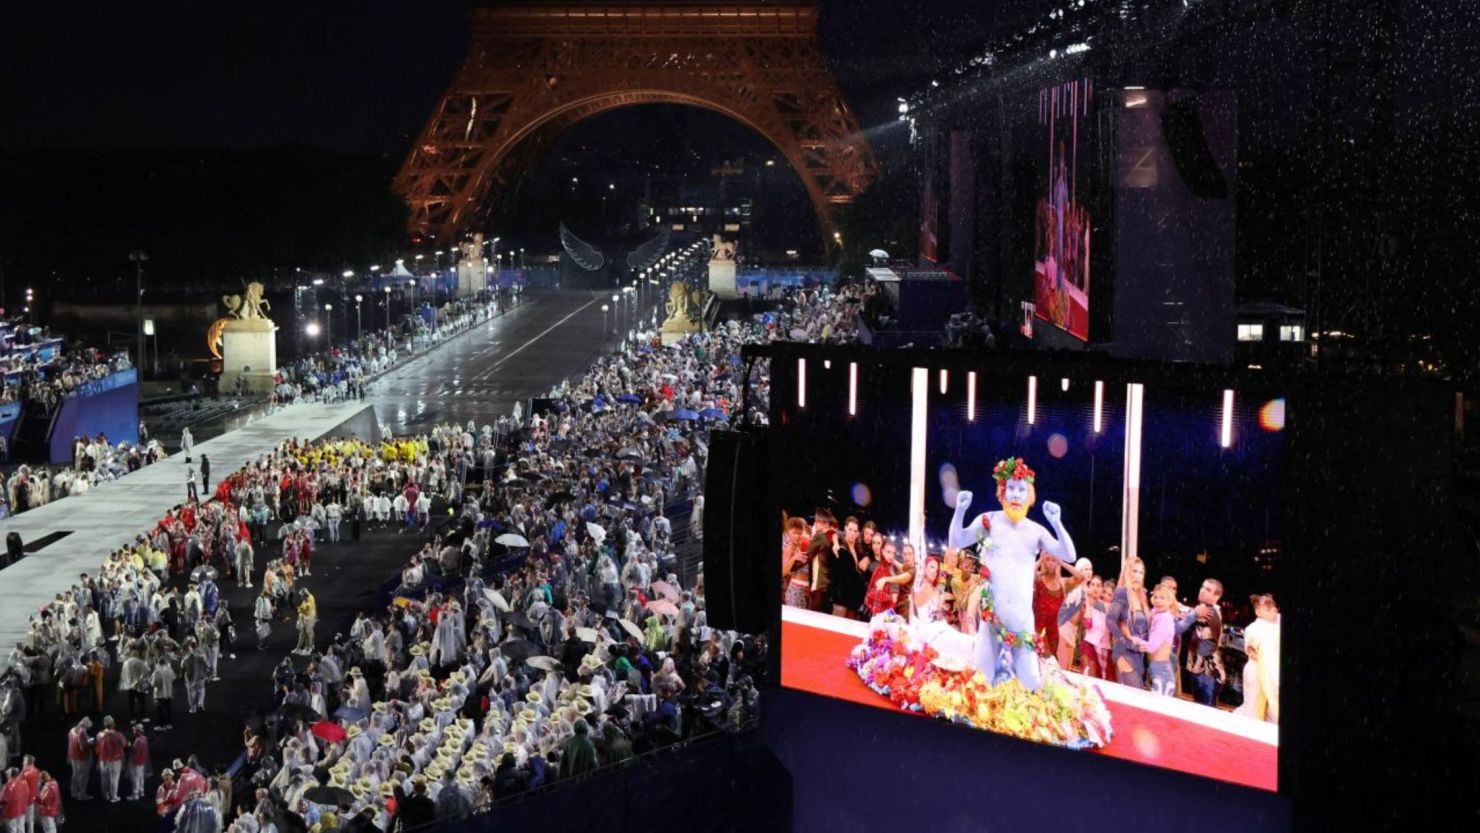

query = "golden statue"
(710, 233), (737, 262)
(665, 281), (703, 325)
(223, 281), (271, 320)
(207, 318), (229, 359)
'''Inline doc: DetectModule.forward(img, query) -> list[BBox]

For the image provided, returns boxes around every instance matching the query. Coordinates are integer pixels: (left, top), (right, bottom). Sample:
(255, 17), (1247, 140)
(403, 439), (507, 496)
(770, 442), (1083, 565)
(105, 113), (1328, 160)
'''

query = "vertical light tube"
(939, 368), (949, 394)
(1027, 375), (1038, 425)
(967, 371), (978, 422)
(848, 362), (858, 416)
(1220, 389), (1235, 448)
(1121, 382), (1144, 564)
(1061, 377), (1070, 392)
(1093, 380), (1104, 433)
(909, 368), (929, 555)
(824, 359), (832, 370)
(797, 357), (807, 409)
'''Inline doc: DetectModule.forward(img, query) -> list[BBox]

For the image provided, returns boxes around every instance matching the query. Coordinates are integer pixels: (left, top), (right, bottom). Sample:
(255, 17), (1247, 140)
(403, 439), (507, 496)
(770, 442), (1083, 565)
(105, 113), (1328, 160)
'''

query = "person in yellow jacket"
(293, 589), (317, 656)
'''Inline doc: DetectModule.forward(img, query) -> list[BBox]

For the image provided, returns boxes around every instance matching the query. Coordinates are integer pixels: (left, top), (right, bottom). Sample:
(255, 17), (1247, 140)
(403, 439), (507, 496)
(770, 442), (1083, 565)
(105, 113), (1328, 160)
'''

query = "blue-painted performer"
(948, 458), (1077, 690)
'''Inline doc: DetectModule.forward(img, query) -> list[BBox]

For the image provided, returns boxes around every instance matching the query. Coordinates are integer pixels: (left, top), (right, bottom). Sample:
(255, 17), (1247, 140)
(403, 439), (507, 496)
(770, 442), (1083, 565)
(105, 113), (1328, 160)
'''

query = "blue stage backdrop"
(48, 368), (140, 463)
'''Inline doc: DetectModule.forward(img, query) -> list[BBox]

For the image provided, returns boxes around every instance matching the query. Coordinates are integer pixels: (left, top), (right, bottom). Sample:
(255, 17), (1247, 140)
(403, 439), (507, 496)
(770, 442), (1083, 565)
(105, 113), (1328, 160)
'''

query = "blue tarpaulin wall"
(47, 368), (140, 463)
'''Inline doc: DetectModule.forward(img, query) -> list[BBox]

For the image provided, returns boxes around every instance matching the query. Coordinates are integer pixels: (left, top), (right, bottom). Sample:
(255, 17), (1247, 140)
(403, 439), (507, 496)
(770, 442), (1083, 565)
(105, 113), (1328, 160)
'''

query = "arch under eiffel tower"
(394, 1), (875, 245)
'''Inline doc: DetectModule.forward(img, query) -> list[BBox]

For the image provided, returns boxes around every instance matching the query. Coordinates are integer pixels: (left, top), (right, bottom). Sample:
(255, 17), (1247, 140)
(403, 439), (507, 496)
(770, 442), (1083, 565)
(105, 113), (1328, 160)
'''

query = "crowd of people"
(1, 295), (502, 520)
(2, 435), (171, 521)
(784, 508), (1282, 719)
(257, 295), (500, 407)
(0, 280), (862, 832)
(1, 343), (133, 412)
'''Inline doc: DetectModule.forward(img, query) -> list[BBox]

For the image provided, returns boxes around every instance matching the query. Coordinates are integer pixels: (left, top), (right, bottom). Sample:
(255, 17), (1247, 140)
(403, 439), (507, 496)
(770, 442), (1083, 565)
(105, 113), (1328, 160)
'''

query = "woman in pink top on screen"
(1132, 584), (1178, 696)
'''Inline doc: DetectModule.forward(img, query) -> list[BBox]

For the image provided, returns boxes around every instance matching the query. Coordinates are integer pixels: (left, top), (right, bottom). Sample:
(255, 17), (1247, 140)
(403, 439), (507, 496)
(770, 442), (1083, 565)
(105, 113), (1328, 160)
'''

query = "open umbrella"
(526, 656), (562, 672)
(494, 533), (529, 548)
(190, 565), (219, 582)
(698, 408), (727, 421)
(310, 721), (347, 744)
(650, 581), (681, 603)
(673, 409), (699, 421)
(585, 522), (607, 543)
(616, 393), (641, 404)
(304, 785), (357, 807)
(868, 248), (890, 259)
(506, 611), (534, 631)
(790, 327), (808, 341)
(617, 618), (645, 641)
(482, 588), (511, 613)
(647, 599), (681, 618)
(499, 639), (538, 663)
(332, 706), (366, 723)
(615, 448), (643, 462)
(574, 627), (601, 644)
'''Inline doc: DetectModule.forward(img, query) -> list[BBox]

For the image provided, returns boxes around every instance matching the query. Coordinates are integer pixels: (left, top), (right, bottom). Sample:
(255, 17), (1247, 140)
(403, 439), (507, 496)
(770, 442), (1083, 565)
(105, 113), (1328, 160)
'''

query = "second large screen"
(1033, 78), (1094, 341)
(776, 357), (1283, 791)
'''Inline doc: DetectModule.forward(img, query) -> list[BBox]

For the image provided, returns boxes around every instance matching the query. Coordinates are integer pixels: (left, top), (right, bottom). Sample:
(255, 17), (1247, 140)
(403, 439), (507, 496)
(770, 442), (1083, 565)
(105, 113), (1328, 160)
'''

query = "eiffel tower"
(394, 1), (875, 245)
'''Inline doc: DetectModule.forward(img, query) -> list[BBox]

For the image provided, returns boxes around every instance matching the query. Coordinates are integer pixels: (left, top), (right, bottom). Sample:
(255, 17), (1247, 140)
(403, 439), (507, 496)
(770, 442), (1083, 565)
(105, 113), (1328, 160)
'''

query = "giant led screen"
(774, 353), (1283, 791)
(1033, 78), (1094, 341)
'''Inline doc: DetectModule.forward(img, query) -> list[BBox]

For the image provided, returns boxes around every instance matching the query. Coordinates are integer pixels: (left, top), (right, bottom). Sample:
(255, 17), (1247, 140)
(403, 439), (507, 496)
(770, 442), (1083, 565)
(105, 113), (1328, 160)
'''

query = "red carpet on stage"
(782, 620), (1277, 792)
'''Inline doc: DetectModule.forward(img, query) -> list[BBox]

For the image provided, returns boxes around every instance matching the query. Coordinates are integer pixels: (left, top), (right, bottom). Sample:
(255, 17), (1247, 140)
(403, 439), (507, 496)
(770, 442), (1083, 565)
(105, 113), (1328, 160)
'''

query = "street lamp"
(355, 294), (363, 339)
(602, 303), (609, 336)
(384, 286), (392, 338)
(305, 321), (321, 337)
(129, 250), (148, 374)
(324, 303), (333, 347)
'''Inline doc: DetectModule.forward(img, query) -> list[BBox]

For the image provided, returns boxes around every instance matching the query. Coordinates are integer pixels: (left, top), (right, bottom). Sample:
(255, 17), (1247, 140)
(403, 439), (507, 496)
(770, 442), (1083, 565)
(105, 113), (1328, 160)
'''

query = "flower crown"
(992, 457), (1035, 485)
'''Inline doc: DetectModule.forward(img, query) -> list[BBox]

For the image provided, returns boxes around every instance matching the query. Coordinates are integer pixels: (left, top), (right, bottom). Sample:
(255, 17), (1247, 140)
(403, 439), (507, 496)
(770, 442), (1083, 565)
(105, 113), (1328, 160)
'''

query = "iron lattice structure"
(395, 1), (875, 245)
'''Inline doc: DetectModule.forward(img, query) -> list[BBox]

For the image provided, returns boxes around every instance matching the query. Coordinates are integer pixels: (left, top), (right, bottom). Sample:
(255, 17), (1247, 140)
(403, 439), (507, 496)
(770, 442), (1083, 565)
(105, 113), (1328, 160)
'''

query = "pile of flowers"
(847, 612), (1114, 750)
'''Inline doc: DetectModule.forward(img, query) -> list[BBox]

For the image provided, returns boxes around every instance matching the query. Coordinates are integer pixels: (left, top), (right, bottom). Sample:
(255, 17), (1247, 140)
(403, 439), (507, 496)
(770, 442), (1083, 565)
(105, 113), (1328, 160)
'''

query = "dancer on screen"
(948, 458), (1077, 691)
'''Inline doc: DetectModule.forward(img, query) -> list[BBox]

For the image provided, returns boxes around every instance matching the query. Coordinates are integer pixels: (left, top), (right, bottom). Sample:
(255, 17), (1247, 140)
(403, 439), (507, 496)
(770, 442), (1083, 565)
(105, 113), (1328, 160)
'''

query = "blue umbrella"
(333, 706), (367, 722)
(698, 408), (727, 420)
(616, 393), (641, 403)
(673, 408), (699, 421)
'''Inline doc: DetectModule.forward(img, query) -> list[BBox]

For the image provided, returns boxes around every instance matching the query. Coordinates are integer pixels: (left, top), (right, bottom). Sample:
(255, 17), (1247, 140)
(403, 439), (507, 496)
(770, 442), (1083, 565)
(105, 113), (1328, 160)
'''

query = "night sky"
(0, 0), (993, 157)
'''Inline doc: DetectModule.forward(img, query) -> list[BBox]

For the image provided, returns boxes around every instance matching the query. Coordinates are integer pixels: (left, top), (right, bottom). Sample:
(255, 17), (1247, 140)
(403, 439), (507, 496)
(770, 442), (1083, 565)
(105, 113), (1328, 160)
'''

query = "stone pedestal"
(708, 259), (737, 300)
(457, 259), (489, 297)
(219, 318), (278, 395)
(659, 316), (701, 346)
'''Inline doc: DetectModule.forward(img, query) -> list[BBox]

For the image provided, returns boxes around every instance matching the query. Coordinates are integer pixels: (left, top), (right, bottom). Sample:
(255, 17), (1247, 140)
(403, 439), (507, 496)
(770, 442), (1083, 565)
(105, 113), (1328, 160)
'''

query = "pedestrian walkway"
(0, 400), (373, 668)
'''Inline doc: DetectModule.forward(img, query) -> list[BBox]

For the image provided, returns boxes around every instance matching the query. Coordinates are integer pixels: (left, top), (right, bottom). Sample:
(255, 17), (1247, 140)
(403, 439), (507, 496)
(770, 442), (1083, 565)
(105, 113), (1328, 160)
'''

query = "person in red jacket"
(33, 772), (60, 833)
(164, 762), (207, 812)
(18, 756), (40, 833)
(128, 725), (151, 801)
(93, 716), (127, 803)
(1, 767), (33, 833)
(65, 717), (93, 801)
